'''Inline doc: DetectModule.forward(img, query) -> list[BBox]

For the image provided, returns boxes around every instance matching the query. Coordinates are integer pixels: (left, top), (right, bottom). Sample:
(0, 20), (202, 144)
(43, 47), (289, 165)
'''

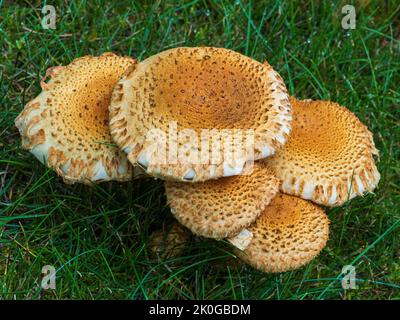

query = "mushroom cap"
(109, 47), (292, 182)
(265, 97), (380, 206)
(233, 193), (329, 273)
(15, 53), (136, 184)
(149, 222), (190, 259)
(165, 162), (280, 239)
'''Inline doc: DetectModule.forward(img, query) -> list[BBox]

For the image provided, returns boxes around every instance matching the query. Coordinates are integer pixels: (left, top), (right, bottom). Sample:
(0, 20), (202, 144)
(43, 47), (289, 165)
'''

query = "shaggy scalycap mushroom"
(265, 97), (380, 206)
(232, 194), (329, 273)
(165, 162), (280, 238)
(109, 47), (291, 182)
(149, 222), (190, 259)
(15, 53), (136, 184)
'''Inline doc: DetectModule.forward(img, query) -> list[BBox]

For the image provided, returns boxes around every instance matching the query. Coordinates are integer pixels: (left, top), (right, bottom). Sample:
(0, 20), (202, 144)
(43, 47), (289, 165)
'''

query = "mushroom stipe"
(15, 47), (380, 273)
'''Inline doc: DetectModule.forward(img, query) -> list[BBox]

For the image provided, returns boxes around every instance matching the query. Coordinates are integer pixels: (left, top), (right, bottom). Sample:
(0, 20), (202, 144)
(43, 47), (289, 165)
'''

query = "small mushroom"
(148, 222), (191, 259)
(231, 193), (329, 273)
(109, 47), (292, 182)
(165, 162), (280, 238)
(15, 53), (137, 184)
(265, 97), (380, 206)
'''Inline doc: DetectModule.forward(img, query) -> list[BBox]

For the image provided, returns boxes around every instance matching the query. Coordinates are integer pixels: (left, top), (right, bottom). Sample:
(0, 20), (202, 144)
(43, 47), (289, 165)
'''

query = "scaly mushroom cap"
(233, 194), (329, 273)
(266, 97), (380, 206)
(149, 222), (190, 259)
(165, 162), (280, 238)
(109, 47), (291, 182)
(15, 53), (136, 184)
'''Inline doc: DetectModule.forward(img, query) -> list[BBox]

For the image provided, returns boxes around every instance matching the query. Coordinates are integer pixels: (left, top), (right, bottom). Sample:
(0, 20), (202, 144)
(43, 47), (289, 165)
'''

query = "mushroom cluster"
(15, 47), (380, 273)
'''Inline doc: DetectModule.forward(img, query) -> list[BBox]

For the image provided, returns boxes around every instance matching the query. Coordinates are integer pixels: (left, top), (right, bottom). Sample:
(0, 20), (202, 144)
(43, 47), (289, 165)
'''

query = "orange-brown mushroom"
(15, 53), (136, 184)
(165, 162), (280, 238)
(265, 97), (380, 206)
(109, 47), (292, 182)
(231, 193), (329, 273)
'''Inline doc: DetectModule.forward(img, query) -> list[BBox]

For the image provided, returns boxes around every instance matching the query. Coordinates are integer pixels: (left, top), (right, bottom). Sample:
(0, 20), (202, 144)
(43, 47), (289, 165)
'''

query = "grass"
(0, 0), (399, 300)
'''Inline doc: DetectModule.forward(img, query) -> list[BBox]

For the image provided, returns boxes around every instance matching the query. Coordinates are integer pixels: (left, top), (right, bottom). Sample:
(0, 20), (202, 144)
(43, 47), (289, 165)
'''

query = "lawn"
(0, 0), (399, 300)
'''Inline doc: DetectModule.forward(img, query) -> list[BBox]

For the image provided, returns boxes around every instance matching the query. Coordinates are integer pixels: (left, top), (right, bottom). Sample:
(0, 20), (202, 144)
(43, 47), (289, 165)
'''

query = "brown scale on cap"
(265, 97), (380, 206)
(109, 47), (292, 182)
(165, 162), (280, 239)
(234, 194), (329, 273)
(15, 53), (137, 184)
